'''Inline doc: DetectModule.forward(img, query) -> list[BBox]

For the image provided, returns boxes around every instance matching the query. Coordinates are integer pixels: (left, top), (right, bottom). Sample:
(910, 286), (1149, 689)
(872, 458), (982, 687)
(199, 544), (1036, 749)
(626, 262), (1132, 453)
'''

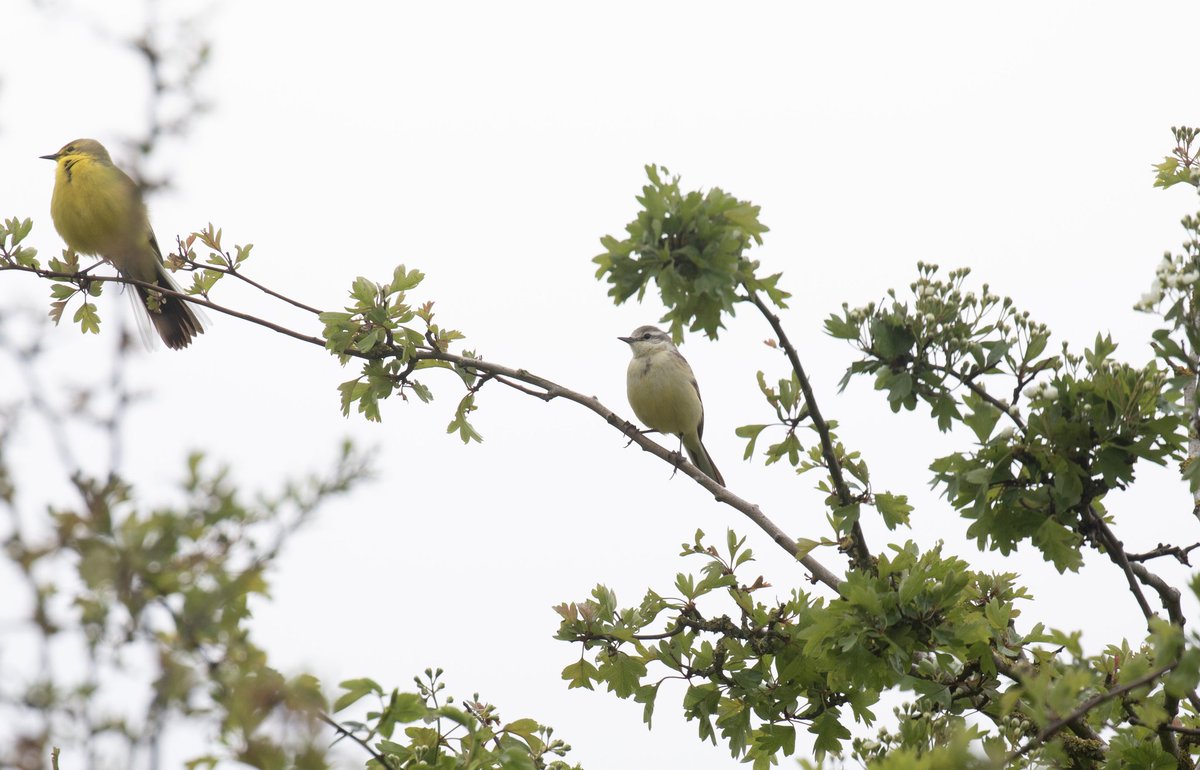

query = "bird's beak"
(39, 152), (59, 161)
(618, 336), (634, 344)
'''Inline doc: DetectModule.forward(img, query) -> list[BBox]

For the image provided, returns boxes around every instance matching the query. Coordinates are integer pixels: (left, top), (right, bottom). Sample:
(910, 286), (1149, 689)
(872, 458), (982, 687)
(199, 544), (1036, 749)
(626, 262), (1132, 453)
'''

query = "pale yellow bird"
(620, 325), (725, 486)
(41, 138), (203, 349)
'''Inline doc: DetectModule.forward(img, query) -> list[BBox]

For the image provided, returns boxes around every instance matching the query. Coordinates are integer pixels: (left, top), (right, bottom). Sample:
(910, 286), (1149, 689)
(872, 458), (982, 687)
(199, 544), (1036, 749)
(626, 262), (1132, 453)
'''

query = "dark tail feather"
(686, 439), (725, 487)
(138, 267), (203, 350)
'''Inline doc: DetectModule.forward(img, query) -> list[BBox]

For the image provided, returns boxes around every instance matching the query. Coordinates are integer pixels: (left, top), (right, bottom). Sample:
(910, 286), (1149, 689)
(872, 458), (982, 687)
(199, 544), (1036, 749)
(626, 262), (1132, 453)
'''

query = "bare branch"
(1128, 542), (1200, 565)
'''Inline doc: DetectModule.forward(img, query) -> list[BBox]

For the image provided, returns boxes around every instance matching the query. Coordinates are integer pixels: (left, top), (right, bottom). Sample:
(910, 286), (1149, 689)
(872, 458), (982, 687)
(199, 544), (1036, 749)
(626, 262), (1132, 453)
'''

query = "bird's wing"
(673, 349), (706, 440)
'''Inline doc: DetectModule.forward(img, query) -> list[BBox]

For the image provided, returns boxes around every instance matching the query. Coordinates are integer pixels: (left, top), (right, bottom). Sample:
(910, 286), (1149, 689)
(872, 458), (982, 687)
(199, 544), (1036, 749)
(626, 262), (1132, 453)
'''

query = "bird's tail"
(684, 436), (725, 487)
(136, 264), (204, 350)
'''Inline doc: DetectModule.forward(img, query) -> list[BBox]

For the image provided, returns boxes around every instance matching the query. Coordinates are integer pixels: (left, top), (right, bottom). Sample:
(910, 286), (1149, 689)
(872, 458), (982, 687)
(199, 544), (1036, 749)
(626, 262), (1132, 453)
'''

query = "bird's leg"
(668, 435), (686, 479)
(75, 259), (105, 277)
(622, 424), (659, 448)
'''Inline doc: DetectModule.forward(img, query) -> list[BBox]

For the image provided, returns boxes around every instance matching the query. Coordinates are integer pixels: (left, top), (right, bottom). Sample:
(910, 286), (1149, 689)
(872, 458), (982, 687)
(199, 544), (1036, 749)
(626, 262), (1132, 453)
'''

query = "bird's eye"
(642, 333), (653, 340)
(65, 146), (75, 153)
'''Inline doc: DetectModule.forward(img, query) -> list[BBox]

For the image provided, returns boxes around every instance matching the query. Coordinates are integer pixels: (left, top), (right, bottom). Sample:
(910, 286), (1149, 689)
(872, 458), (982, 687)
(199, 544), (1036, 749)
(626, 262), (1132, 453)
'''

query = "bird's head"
(40, 138), (112, 166)
(619, 325), (675, 358)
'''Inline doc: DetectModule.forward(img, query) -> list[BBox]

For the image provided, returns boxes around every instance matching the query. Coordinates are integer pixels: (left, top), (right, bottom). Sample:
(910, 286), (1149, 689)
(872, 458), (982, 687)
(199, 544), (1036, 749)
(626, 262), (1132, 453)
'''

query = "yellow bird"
(620, 325), (725, 486)
(41, 138), (203, 349)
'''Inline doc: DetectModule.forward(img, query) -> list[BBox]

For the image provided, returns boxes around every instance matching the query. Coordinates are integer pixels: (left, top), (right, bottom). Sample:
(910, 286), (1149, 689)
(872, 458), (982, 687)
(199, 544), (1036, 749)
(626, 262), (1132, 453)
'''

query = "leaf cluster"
(826, 262), (1188, 570)
(592, 165), (787, 340)
(2, 443), (370, 770)
(553, 531), (1050, 767)
(319, 267), (477, 436)
(332, 670), (579, 770)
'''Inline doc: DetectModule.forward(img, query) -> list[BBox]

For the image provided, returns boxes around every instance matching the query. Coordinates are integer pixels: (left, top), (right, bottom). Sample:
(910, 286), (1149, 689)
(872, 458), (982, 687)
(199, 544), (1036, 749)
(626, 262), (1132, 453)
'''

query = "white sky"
(3, 1), (1200, 768)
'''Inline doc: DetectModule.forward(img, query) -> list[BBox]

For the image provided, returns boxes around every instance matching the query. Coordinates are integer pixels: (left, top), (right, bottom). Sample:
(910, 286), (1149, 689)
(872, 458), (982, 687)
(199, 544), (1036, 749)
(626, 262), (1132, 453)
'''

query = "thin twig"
(491, 375), (554, 401)
(928, 362), (1028, 433)
(317, 712), (396, 770)
(1128, 542), (1200, 565)
(0, 266), (327, 349)
(176, 249), (322, 314)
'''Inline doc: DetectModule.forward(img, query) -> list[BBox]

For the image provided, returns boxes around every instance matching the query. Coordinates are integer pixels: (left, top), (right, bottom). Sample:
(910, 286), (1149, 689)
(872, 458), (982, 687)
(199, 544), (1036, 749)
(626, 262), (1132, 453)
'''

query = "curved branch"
(426, 349), (844, 591)
(2, 262), (845, 591)
(746, 290), (871, 571)
(1085, 505), (1158, 625)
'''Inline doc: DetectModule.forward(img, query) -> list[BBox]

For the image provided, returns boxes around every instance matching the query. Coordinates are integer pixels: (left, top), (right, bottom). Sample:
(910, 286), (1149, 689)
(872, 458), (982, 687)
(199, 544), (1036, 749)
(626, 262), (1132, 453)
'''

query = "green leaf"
(809, 710), (850, 759)
(74, 302), (101, 335)
(874, 492), (912, 530)
(389, 265), (425, 293)
(600, 651), (647, 698)
(636, 682), (661, 727)
(736, 424), (768, 460)
(446, 394), (483, 444)
(502, 718), (540, 739)
(794, 537), (822, 560)
(388, 692), (428, 723)
(1165, 648), (1200, 699)
(562, 659), (598, 690)
(753, 724), (796, 756)
(824, 312), (860, 341)
(962, 397), (1003, 443)
(333, 678), (382, 712)
(1032, 519), (1084, 573)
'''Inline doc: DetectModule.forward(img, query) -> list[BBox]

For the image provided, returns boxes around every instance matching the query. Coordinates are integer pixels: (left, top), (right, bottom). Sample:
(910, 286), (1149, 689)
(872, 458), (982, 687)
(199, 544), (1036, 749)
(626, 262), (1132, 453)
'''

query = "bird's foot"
(622, 424), (658, 448)
(667, 449), (686, 480)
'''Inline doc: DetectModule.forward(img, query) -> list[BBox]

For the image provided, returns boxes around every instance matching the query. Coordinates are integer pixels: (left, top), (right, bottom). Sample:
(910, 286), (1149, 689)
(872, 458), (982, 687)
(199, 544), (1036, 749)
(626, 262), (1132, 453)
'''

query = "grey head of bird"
(619, 325), (676, 358)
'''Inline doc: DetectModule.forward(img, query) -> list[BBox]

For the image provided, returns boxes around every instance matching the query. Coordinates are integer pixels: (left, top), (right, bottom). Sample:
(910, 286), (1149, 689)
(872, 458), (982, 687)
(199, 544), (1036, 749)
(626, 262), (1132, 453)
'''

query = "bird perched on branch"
(620, 325), (725, 486)
(41, 138), (203, 349)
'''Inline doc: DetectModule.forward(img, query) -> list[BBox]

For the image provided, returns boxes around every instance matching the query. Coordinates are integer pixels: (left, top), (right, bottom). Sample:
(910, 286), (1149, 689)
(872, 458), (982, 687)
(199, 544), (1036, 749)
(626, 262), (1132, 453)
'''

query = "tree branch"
(991, 654), (1105, 747)
(437, 349), (844, 591)
(1127, 542), (1200, 564)
(2, 262), (845, 591)
(0, 265), (327, 348)
(171, 241), (323, 315)
(1005, 661), (1178, 765)
(746, 290), (871, 572)
(928, 362), (1028, 432)
(1085, 505), (1158, 625)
